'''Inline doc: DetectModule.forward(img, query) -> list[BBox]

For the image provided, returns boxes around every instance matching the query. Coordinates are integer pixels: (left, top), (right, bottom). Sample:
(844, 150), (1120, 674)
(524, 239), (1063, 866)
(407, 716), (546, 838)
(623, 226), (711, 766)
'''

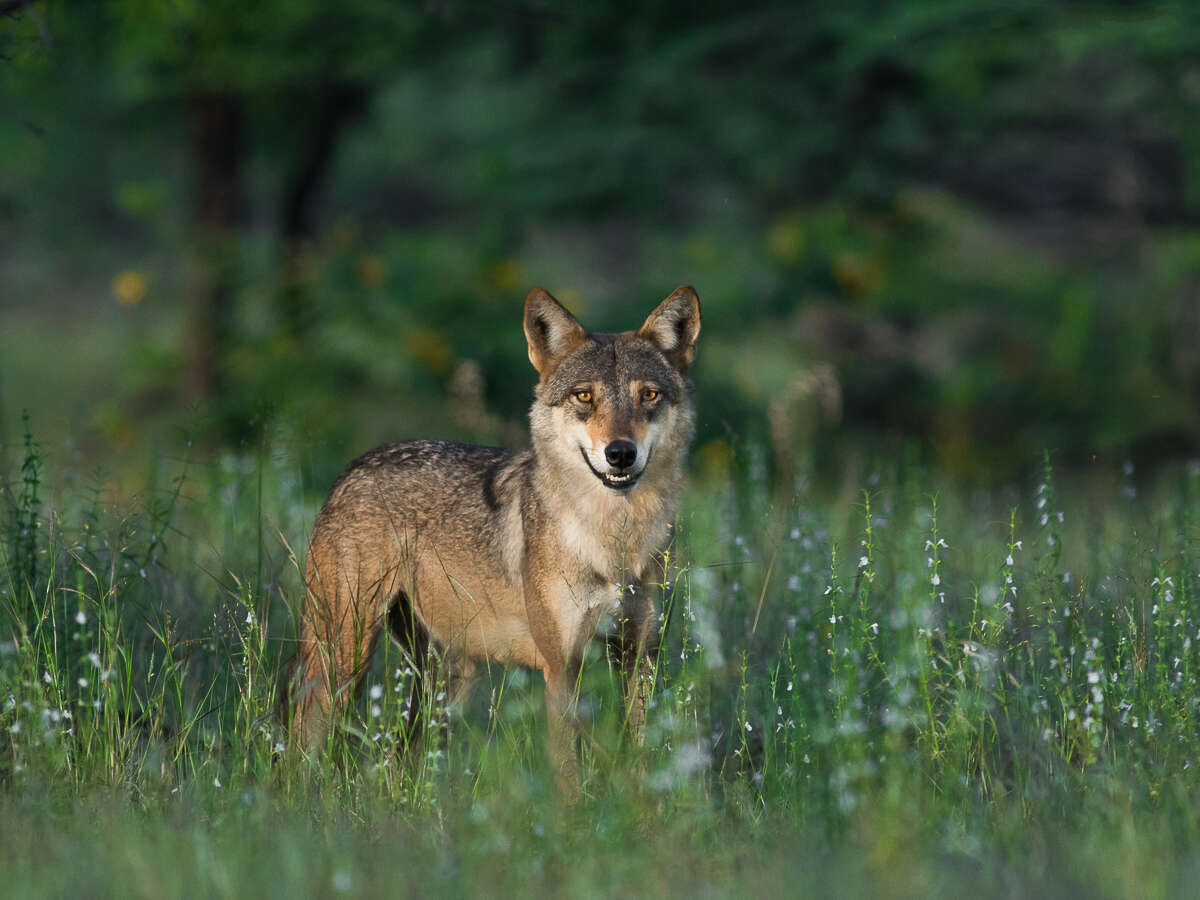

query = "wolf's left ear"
(524, 287), (586, 376)
(638, 285), (702, 371)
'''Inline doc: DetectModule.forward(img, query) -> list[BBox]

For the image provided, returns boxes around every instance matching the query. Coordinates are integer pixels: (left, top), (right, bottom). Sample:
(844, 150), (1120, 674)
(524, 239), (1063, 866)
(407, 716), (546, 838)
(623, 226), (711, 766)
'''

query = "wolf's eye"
(573, 390), (593, 404)
(640, 388), (660, 403)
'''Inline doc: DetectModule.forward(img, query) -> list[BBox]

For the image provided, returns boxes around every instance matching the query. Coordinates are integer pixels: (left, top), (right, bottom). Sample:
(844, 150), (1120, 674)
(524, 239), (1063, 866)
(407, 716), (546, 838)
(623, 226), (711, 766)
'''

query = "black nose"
(604, 440), (638, 470)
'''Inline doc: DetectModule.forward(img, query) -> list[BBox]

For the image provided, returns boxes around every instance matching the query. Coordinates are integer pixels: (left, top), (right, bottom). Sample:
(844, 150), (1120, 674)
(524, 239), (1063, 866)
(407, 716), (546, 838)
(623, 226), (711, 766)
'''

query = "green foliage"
(2, 420), (1200, 894)
(4, 4), (1200, 890)
(4, 2), (1200, 476)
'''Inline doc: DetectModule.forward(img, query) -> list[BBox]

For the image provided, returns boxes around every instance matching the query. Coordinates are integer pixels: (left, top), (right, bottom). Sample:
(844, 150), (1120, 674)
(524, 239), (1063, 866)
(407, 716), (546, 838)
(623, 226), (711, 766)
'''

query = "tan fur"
(289, 286), (701, 792)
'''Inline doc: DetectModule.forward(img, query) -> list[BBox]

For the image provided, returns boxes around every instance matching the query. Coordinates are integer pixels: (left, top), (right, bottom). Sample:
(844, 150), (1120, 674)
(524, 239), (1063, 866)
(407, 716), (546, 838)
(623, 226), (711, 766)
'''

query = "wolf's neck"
(529, 451), (679, 581)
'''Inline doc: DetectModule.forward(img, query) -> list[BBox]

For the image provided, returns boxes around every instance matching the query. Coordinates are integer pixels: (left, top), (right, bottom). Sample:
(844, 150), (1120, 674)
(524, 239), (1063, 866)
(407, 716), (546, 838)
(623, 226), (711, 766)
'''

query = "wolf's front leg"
(617, 595), (659, 748)
(542, 662), (582, 797)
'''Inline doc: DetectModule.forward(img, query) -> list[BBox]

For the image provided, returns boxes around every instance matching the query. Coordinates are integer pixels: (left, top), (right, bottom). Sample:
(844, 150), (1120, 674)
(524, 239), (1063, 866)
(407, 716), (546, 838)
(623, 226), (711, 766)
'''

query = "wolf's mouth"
(579, 448), (644, 492)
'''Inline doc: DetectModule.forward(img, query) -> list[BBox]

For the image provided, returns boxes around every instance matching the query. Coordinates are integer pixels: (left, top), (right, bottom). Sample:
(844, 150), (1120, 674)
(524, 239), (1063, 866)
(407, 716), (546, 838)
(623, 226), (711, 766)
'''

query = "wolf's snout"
(604, 440), (638, 470)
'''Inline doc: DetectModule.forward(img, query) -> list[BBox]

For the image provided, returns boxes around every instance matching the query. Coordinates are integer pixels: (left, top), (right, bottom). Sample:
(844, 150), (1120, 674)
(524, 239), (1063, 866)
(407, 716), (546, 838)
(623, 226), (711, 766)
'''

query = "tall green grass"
(2, 424), (1199, 897)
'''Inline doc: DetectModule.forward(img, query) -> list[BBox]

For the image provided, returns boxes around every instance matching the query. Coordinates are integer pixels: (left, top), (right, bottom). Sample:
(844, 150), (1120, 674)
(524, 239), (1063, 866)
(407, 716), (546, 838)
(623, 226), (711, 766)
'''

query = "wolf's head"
(524, 286), (701, 496)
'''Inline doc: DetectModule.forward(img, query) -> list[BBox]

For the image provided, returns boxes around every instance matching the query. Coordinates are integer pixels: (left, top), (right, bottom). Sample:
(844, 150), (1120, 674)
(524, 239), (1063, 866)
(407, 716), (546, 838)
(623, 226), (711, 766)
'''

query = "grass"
(3, 420), (1200, 899)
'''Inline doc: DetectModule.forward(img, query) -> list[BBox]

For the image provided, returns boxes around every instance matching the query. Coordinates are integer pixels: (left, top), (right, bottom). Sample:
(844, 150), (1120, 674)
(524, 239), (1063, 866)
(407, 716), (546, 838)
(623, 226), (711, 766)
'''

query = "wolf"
(289, 285), (701, 789)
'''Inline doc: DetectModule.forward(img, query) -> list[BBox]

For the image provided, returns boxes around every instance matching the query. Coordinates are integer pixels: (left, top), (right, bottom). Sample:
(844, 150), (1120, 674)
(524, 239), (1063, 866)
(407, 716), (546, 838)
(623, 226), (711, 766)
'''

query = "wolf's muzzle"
(580, 446), (646, 492)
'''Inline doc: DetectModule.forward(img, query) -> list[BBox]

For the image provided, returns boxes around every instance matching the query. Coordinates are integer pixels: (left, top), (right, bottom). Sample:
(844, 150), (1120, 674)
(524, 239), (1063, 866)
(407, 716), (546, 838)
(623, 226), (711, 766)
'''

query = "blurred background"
(2, 0), (1199, 496)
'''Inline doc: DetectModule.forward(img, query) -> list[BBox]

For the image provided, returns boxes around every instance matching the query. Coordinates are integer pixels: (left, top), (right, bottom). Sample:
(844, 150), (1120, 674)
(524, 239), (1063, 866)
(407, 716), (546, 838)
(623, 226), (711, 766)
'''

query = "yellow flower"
(766, 215), (806, 264)
(831, 252), (884, 300)
(355, 254), (387, 288)
(405, 327), (453, 375)
(696, 439), (733, 481)
(112, 270), (147, 306)
(489, 259), (523, 292)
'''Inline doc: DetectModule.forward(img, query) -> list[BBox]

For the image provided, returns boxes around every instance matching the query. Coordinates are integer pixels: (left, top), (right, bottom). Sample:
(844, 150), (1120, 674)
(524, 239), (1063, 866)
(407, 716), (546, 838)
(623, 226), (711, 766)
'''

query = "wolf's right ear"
(524, 287), (586, 376)
(639, 285), (701, 371)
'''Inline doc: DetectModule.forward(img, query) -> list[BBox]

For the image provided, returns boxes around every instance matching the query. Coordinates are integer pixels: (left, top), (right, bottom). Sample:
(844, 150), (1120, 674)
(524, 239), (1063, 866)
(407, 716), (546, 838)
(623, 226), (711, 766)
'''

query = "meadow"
(3, 417), (1198, 899)
(5, 3), (1200, 896)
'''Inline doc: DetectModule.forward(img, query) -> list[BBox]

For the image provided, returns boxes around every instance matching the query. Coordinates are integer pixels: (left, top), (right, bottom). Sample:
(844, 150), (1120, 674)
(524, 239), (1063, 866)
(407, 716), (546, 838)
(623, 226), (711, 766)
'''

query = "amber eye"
(573, 390), (593, 404)
(640, 388), (660, 403)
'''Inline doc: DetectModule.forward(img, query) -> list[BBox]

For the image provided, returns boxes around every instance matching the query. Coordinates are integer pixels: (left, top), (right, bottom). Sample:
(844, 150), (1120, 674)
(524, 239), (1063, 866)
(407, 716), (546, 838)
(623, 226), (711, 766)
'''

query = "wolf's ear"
(524, 287), (586, 375)
(638, 285), (701, 371)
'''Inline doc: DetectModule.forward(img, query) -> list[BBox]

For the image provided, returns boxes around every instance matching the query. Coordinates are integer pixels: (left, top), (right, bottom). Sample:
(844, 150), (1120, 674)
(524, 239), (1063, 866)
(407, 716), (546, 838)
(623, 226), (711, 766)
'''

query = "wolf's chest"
(554, 494), (669, 584)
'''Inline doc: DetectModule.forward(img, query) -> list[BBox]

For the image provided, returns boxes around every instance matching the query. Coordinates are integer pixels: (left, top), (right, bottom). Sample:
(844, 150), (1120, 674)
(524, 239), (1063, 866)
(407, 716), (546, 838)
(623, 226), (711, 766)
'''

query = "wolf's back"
(316, 439), (523, 546)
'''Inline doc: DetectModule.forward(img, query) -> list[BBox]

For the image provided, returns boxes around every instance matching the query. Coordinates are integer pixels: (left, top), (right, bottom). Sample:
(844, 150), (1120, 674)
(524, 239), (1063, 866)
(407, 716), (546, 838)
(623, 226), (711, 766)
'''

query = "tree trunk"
(187, 91), (246, 403)
(278, 80), (367, 337)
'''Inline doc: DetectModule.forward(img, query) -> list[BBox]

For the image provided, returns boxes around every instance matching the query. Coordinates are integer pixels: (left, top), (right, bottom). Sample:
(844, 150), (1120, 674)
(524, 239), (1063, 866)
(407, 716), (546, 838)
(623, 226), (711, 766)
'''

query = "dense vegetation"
(3, 425), (1199, 896)
(3, 3), (1200, 895)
